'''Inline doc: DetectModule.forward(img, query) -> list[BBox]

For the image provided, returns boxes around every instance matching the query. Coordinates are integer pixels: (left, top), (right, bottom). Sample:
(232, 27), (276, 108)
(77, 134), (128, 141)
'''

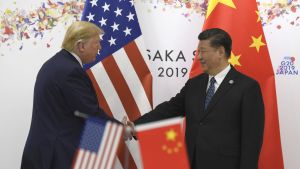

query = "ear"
(217, 46), (226, 57)
(76, 41), (85, 53)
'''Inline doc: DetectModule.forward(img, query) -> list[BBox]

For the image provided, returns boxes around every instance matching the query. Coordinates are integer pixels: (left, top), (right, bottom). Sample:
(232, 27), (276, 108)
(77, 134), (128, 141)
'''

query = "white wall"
(264, 24), (300, 169)
(0, 24), (64, 168)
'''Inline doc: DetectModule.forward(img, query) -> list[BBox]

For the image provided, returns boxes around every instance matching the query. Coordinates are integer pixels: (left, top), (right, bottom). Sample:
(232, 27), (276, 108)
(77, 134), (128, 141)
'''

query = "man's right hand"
(122, 116), (136, 141)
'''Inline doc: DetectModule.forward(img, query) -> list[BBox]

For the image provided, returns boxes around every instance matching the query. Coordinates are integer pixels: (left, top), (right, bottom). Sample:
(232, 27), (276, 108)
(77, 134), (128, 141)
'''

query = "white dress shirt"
(207, 64), (231, 92)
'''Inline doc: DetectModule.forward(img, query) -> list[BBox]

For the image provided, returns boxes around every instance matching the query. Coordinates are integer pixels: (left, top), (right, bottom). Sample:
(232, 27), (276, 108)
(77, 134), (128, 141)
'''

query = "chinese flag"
(136, 118), (189, 169)
(190, 0), (284, 169)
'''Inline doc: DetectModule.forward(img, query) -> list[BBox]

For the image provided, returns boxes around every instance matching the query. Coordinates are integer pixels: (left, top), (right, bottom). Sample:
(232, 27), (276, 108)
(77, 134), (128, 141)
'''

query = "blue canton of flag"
(79, 118), (106, 152)
(81, 0), (141, 69)
(72, 117), (123, 169)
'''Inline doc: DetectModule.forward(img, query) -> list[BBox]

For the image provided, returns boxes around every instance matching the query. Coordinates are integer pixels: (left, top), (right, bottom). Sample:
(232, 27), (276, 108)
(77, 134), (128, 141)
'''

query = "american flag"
(72, 118), (123, 169)
(81, 0), (153, 168)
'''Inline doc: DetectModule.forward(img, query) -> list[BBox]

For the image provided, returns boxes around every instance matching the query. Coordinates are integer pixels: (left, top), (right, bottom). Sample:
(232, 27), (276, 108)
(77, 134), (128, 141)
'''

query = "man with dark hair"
(128, 28), (265, 169)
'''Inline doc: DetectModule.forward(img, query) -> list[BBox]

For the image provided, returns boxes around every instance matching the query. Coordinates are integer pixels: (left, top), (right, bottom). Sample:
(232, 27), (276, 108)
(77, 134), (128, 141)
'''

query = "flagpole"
(74, 110), (89, 119)
(124, 142), (129, 169)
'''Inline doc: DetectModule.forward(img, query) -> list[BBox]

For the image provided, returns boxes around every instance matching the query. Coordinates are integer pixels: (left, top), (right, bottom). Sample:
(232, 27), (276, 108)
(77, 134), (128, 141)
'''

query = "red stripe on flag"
(86, 69), (113, 118)
(84, 153), (91, 169)
(124, 41), (153, 110)
(71, 150), (80, 169)
(87, 69), (138, 169)
(102, 56), (141, 120)
(103, 124), (119, 169)
(117, 141), (138, 169)
(79, 151), (87, 169)
(95, 123), (112, 169)
(91, 153), (97, 169)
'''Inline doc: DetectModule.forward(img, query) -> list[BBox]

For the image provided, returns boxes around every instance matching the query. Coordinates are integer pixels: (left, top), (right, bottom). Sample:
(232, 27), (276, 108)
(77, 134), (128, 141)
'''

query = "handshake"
(122, 116), (136, 141)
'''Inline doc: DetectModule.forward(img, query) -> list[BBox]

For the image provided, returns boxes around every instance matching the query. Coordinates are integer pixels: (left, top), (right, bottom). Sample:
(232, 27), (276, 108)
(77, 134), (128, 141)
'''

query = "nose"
(197, 52), (202, 60)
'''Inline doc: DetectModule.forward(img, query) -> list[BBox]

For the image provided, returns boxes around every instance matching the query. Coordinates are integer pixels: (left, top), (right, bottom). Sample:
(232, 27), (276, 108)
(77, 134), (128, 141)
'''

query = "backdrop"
(0, 0), (299, 168)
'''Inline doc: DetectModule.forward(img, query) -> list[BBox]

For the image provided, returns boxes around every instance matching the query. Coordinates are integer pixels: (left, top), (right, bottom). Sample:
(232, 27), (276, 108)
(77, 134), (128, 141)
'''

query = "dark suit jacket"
(135, 67), (264, 169)
(21, 49), (114, 169)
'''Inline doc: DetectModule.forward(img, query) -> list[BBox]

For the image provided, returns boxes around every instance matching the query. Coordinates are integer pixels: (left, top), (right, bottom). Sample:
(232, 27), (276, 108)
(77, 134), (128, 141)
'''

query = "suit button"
(199, 122), (204, 126)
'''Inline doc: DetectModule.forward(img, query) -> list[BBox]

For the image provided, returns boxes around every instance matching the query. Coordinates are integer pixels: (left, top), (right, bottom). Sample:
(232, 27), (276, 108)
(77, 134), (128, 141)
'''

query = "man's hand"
(122, 116), (136, 141)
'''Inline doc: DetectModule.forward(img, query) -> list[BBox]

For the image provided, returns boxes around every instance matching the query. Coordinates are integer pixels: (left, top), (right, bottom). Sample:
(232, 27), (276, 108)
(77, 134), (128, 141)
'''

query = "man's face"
(81, 36), (101, 64)
(197, 39), (224, 75)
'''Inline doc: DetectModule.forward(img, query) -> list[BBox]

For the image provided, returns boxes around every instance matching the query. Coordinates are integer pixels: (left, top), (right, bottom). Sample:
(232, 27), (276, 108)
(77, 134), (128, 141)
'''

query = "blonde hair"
(62, 21), (103, 52)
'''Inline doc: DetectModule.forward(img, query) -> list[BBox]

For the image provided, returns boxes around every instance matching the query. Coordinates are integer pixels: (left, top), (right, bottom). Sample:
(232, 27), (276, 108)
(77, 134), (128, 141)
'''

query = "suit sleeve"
(134, 80), (189, 125)
(240, 81), (265, 169)
(61, 68), (117, 122)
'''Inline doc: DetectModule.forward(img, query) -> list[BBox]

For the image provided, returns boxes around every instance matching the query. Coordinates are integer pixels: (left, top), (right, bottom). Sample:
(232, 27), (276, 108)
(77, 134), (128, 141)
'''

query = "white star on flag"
(114, 7), (123, 17)
(129, 0), (134, 6)
(86, 13), (95, 21)
(100, 33), (104, 40)
(102, 2), (110, 12)
(108, 36), (116, 46)
(110, 22), (120, 32)
(99, 17), (107, 26)
(123, 27), (132, 36)
(90, 0), (98, 7)
(126, 12), (135, 21)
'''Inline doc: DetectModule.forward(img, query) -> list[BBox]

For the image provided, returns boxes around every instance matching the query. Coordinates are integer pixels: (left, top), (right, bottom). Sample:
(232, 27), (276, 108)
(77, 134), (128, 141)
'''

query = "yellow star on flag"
(166, 129), (177, 141)
(256, 10), (261, 22)
(206, 0), (236, 18)
(249, 35), (266, 52)
(228, 52), (241, 66)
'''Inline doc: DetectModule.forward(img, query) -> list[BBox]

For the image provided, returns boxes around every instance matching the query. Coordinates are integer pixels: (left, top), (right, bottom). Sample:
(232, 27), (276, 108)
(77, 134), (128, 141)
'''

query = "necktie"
(204, 77), (216, 110)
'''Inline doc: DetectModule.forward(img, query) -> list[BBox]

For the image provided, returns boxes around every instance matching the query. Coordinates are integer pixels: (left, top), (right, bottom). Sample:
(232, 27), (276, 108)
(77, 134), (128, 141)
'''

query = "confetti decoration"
(0, 0), (84, 50)
(1, 0), (299, 53)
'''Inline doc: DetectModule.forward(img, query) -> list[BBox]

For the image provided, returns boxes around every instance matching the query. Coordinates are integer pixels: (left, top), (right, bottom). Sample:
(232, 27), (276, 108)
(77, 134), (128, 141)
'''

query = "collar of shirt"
(70, 52), (83, 68)
(207, 64), (231, 91)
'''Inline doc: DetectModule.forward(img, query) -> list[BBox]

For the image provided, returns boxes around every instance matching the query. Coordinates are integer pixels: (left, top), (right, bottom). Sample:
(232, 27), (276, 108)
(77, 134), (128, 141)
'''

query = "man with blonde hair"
(21, 21), (117, 169)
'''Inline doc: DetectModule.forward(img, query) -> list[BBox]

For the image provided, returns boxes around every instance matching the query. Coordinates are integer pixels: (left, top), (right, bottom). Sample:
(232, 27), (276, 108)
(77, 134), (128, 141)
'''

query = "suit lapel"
(200, 67), (239, 120)
(192, 74), (209, 121)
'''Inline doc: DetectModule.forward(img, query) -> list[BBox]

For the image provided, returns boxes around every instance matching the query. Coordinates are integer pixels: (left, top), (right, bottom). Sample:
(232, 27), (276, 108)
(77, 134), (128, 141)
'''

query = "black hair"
(198, 28), (232, 58)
